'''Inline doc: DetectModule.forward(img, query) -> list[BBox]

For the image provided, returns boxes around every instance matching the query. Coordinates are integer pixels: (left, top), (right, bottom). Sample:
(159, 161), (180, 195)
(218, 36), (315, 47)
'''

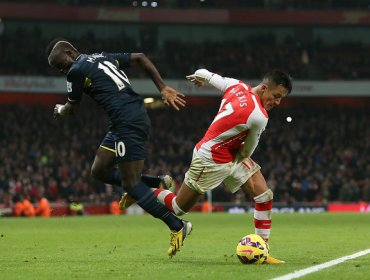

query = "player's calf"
(153, 189), (186, 216)
(119, 175), (175, 210)
(253, 189), (273, 242)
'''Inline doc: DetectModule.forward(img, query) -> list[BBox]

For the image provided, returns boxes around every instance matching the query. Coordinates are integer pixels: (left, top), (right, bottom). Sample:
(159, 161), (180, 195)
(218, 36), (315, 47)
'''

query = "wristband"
(194, 69), (213, 81)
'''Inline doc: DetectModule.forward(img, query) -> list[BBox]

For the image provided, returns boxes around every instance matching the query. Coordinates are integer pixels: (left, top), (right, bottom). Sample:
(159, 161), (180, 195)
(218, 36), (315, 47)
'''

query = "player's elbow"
(130, 53), (148, 65)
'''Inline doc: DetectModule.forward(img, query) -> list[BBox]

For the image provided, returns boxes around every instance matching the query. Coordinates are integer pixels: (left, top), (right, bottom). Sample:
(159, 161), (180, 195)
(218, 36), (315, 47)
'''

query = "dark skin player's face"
(49, 51), (74, 74)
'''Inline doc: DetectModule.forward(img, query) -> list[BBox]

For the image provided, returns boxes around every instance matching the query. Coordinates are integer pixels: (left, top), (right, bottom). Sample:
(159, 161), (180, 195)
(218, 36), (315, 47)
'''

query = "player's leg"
(241, 170), (273, 242)
(223, 157), (271, 241)
(153, 148), (228, 215)
(118, 160), (179, 226)
(240, 165), (284, 264)
(115, 119), (192, 256)
(153, 181), (203, 215)
(90, 132), (170, 189)
(118, 159), (192, 256)
(90, 146), (118, 184)
(91, 147), (168, 187)
(119, 175), (175, 209)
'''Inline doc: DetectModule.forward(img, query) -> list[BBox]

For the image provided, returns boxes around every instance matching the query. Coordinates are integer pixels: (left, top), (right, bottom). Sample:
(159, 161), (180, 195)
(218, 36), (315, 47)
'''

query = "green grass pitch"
(0, 213), (369, 279)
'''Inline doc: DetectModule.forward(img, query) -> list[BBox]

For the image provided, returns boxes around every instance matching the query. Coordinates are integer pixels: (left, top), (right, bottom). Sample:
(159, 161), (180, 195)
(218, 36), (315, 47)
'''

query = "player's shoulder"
(69, 53), (107, 74)
(238, 81), (252, 93)
(225, 80), (251, 94)
(100, 51), (130, 60)
(67, 61), (84, 79)
(69, 54), (89, 71)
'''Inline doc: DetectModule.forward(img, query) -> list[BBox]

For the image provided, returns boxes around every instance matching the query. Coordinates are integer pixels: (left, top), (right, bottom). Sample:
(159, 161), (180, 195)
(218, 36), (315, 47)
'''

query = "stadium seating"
(0, 27), (369, 80)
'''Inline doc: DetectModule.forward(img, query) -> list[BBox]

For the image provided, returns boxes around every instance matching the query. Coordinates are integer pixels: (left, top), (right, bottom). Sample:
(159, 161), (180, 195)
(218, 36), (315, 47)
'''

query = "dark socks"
(141, 175), (161, 188)
(127, 182), (183, 231)
(105, 169), (161, 188)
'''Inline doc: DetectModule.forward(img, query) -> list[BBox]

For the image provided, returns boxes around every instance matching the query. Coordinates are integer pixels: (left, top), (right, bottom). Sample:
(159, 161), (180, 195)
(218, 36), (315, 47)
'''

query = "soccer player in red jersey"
(122, 68), (292, 263)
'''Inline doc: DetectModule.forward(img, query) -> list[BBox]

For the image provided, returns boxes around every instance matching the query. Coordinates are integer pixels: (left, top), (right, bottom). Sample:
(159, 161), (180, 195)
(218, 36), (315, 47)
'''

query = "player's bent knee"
(254, 189), (273, 203)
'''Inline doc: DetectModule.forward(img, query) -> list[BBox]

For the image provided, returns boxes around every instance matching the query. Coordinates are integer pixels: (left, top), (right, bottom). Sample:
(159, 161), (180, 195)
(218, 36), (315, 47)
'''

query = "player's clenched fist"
(53, 104), (64, 118)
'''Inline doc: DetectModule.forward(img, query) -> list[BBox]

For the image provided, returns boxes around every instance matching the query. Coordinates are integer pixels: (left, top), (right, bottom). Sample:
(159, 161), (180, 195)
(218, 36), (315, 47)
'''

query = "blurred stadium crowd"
(0, 101), (369, 208)
(0, 26), (369, 80)
(0, 0), (369, 212)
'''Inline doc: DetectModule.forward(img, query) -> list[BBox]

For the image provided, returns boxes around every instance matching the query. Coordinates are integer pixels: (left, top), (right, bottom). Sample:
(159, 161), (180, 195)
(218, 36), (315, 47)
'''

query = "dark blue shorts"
(100, 127), (149, 162)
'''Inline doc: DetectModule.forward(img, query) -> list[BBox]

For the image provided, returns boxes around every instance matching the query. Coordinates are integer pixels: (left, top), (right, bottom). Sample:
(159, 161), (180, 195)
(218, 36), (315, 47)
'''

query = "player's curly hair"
(45, 37), (69, 57)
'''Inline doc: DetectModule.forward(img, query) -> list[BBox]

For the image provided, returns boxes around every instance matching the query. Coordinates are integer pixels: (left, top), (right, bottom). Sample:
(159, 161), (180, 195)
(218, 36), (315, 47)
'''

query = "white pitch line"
(271, 248), (370, 280)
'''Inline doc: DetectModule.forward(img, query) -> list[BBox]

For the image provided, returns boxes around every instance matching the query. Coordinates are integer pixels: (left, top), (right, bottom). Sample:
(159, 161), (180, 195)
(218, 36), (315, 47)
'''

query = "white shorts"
(184, 148), (261, 194)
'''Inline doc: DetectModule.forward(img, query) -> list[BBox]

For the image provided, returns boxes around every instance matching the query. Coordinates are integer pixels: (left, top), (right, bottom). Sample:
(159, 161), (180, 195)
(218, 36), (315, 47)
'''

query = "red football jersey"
(196, 81), (268, 164)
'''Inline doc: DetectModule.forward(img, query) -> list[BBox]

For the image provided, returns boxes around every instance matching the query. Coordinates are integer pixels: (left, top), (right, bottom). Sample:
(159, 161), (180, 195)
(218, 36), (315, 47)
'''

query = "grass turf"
(0, 213), (369, 280)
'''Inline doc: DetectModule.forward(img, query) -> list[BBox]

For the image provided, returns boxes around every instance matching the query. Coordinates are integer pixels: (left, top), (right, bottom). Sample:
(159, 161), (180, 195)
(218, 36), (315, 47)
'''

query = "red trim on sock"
(254, 218), (272, 229)
(164, 193), (175, 212)
(153, 188), (175, 213)
(153, 189), (162, 197)
(255, 200), (272, 211)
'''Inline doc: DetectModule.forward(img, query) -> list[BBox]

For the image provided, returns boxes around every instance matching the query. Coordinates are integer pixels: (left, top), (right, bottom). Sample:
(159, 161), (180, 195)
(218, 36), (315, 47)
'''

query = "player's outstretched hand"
(161, 86), (186, 111)
(53, 104), (64, 119)
(186, 74), (206, 87)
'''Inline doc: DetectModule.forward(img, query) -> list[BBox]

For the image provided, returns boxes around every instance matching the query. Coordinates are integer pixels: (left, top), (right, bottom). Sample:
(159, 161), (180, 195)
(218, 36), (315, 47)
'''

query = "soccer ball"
(236, 234), (269, 264)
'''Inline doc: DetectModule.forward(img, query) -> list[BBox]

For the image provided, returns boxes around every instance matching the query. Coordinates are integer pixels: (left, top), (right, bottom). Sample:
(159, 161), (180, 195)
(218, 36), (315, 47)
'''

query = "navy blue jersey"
(65, 52), (150, 133)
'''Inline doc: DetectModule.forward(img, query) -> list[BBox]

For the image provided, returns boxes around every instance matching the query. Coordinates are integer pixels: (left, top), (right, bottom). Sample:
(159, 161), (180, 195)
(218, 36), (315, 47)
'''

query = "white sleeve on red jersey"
(237, 95), (268, 160)
(194, 69), (240, 93)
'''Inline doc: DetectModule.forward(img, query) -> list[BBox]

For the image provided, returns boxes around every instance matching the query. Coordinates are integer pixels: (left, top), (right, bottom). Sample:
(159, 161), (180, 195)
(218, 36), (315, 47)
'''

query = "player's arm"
(235, 125), (262, 162)
(54, 68), (83, 118)
(53, 101), (79, 118)
(235, 115), (267, 163)
(130, 53), (186, 111)
(186, 69), (239, 93)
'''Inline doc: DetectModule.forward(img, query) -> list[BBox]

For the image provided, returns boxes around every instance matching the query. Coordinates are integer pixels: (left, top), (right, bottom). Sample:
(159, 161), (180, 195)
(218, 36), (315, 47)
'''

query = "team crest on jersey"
(66, 81), (72, 92)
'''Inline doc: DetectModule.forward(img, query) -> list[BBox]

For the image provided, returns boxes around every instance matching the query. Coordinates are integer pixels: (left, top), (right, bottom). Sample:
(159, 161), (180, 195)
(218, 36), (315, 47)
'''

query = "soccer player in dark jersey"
(46, 38), (191, 257)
